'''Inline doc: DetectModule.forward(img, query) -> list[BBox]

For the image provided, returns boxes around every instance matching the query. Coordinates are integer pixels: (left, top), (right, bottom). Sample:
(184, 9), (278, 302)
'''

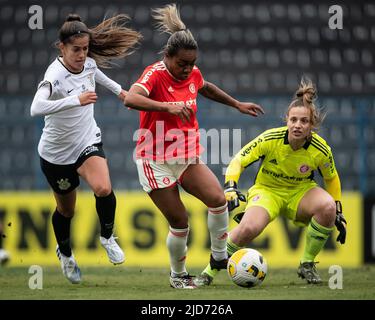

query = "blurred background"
(0, 0), (374, 268)
(0, 0), (374, 191)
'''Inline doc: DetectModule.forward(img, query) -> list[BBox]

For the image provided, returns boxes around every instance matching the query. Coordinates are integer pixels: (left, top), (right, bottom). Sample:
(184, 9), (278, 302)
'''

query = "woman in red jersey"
(125, 3), (264, 289)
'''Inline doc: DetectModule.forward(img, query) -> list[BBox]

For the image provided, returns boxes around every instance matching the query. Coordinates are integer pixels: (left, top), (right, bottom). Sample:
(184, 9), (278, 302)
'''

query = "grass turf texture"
(1, 266), (375, 300)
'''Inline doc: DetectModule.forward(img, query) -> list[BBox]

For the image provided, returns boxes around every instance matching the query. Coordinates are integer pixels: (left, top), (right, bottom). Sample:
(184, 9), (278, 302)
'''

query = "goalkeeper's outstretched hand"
(335, 201), (347, 244)
(224, 181), (246, 212)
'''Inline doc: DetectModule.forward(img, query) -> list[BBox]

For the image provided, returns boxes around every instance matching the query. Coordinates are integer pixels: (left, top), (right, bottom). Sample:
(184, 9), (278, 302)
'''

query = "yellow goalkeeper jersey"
(230, 126), (338, 189)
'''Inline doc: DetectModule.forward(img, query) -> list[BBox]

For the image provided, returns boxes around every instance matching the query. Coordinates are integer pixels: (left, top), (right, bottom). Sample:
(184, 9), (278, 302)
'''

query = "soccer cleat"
(169, 273), (197, 289)
(0, 249), (10, 266)
(100, 235), (125, 265)
(209, 254), (228, 271)
(297, 261), (322, 284)
(56, 246), (81, 284)
(193, 272), (213, 287)
(194, 254), (228, 287)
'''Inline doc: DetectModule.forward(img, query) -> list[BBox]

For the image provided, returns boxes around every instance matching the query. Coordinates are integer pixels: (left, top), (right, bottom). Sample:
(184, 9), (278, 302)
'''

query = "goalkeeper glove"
(334, 200), (347, 244)
(224, 180), (246, 212)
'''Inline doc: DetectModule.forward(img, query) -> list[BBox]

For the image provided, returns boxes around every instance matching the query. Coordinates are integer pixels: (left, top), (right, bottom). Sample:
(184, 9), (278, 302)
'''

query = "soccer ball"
(227, 248), (267, 287)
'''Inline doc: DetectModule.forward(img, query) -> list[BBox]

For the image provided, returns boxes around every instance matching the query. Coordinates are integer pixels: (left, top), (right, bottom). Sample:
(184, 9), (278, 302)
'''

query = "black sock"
(0, 232), (3, 249)
(52, 209), (72, 257)
(95, 190), (116, 239)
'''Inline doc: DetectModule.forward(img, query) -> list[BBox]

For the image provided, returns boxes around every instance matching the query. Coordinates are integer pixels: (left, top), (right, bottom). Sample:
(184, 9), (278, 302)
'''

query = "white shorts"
(136, 157), (200, 193)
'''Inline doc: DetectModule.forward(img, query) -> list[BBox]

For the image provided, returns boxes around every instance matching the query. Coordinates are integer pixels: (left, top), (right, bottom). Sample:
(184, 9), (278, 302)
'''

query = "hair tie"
(60, 30), (89, 42)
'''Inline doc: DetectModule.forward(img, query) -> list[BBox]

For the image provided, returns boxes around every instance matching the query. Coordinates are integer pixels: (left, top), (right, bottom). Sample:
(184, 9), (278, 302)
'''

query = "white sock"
(208, 203), (229, 261)
(166, 226), (189, 277)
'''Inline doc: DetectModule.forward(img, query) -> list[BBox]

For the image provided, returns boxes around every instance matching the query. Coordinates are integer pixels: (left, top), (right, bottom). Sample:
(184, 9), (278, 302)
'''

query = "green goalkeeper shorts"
(245, 182), (318, 227)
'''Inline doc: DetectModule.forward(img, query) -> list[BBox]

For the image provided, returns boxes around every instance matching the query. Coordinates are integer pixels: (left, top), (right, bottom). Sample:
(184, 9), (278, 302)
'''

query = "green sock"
(203, 236), (243, 278)
(227, 236), (242, 257)
(301, 217), (333, 263)
(203, 263), (218, 278)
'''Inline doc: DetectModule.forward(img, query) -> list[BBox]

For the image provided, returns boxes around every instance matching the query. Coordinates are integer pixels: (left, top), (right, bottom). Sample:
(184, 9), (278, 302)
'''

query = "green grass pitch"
(1, 266), (375, 300)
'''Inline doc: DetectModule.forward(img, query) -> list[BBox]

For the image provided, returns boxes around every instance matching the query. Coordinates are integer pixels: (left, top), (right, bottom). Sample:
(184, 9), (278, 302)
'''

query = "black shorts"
(40, 143), (106, 194)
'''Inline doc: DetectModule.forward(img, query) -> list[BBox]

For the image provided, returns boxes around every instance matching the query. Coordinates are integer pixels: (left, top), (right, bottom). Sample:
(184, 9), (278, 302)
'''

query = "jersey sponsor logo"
(189, 83), (195, 93)
(57, 178), (71, 191)
(140, 63), (165, 84)
(240, 138), (263, 157)
(299, 164), (310, 173)
(162, 177), (171, 185)
(167, 98), (197, 108)
(80, 145), (99, 157)
(269, 159), (278, 165)
(262, 167), (305, 182)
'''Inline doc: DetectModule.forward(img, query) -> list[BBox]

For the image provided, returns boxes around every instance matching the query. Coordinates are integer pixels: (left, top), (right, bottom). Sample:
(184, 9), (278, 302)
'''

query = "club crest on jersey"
(252, 195), (261, 202)
(57, 178), (71, 191)
(163, 177), (171, 185)
(299, 164), (310, 173)
(189, 83), (195, 93)
(88, 74), (94, 87)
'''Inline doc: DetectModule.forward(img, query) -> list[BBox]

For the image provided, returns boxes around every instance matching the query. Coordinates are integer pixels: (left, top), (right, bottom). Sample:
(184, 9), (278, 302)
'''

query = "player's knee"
(237, 223), (260, 243)
(58, 208), (75, 218)
(167, 213), (189, 229)
(169, 219), (189, 229)
(316, 199), (336, 224)
(206, 192), (227, 209)
(93, 185), (112, 197)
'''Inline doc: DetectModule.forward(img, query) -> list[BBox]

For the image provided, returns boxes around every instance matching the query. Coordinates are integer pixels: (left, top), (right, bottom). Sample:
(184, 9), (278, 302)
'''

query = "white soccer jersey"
(30, 56), (121, 164)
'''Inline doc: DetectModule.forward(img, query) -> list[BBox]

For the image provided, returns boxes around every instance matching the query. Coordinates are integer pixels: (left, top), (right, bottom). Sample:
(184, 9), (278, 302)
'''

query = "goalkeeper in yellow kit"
(194, 78), (347, 286)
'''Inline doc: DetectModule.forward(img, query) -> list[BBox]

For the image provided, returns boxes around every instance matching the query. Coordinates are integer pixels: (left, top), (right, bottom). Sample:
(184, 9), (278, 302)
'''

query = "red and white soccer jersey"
(133, 61), (204, 162)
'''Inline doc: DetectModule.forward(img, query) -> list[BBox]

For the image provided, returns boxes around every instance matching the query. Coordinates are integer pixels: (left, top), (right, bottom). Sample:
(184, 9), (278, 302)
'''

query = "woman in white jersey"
(30, 14), (141, 284)
(125, 4), (264, 289)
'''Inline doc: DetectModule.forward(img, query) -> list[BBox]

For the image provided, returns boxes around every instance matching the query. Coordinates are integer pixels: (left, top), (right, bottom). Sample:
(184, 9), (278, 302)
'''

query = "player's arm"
(198, 81), (264, 117)
(95, 68), (127, 101)
(125, 85), (193, 123)
(224, 135), (266, 211)
(30, 82), (89, 117)
(320, 147), (347, 245)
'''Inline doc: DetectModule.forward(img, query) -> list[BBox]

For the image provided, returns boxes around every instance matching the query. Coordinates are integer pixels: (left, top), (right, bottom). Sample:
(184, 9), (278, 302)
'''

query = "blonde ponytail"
(286, 77), (326, 131)
(152, 4), (186, 34)
(151, 3), (197, 56)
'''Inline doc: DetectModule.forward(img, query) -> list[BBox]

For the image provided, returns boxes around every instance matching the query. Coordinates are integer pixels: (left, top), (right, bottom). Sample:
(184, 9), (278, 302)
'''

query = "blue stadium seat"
(256, 5), (271, 23)
(270, 4), (286, 19)
(287, 4), (302, 22)
(15, 6), (28, 24)
(134, 5), (149, 24)
(1, 29), (15, 47)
